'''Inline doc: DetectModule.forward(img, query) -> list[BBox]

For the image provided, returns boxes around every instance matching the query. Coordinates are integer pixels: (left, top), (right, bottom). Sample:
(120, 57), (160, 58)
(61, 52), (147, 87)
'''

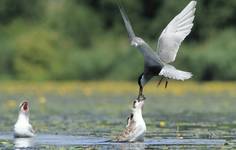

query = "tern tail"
(159, 65), (192, 80)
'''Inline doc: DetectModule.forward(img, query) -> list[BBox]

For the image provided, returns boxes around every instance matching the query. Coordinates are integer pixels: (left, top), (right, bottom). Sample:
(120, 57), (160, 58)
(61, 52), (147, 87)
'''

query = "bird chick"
(115, 99), (146, 142)
(14, 101), (35, 138)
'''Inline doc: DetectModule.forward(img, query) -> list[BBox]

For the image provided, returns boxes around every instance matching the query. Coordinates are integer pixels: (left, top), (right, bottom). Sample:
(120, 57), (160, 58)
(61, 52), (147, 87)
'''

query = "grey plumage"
(118, 1), (196, 100)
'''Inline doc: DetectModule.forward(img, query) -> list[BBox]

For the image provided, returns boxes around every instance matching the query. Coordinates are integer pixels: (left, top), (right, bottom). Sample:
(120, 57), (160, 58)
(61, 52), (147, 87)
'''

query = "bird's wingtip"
(191, 1), (197, 5)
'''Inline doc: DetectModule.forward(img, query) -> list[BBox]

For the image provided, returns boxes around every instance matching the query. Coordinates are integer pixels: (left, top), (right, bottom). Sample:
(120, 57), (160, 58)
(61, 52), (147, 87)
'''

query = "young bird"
(14, 101), (35, 138)
(115, 99), (146, 142)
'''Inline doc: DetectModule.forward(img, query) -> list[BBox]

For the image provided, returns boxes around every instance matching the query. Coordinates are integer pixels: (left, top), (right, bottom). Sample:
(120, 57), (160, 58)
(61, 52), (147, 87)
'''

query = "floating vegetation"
(0, 81), (236, 149)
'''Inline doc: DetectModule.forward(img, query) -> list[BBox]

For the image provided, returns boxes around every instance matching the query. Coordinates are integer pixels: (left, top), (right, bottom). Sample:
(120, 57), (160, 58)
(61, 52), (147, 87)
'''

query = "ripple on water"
(0, 133), (228, 149)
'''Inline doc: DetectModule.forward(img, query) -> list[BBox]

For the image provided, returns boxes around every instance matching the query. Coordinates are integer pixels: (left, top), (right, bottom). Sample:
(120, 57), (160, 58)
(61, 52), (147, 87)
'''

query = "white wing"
(157, 1), (197, 63)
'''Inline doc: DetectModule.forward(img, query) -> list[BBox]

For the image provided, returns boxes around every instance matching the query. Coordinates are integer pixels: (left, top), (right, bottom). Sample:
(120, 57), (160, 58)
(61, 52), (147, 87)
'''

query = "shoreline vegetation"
(0, 0), (235, 81)
(0, 81), (235, 96)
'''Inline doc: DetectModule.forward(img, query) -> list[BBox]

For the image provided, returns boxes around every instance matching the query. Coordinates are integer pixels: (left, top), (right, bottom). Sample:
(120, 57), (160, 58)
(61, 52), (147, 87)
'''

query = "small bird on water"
(14, 101), (35, 138)
(115, 99), (146, 142)
(118, 1), (197, 100)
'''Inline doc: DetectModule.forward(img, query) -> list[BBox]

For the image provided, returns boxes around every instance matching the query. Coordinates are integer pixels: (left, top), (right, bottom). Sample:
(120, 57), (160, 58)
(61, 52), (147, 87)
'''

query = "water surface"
(0, 133), (229, 149)
(0, 82), (236, 149)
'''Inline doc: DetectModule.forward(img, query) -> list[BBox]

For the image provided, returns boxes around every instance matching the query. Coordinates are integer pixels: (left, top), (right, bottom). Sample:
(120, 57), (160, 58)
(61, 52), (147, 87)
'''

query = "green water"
(0, 91), (236, 149)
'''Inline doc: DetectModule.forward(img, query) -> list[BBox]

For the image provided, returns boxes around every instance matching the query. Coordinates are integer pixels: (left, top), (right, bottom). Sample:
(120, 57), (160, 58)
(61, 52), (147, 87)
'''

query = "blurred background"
(0, 0), (235, 81)
(1, 1), (236, 148)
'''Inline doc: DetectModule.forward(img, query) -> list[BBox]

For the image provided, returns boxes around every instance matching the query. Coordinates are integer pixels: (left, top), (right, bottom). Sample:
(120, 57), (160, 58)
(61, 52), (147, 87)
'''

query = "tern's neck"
(140, 75), (147, 87)
(17, 111), (29, 123)
(132, 109), (143, 120)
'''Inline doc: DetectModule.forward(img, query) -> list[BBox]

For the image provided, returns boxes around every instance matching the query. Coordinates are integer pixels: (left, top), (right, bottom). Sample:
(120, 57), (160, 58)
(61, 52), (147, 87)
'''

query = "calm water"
(0, 133), (229, 149)
(0, 84), (236, 149)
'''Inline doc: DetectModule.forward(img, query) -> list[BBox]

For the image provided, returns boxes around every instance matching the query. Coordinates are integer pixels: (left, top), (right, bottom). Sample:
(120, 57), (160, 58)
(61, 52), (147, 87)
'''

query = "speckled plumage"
(115, 100), (146, 142)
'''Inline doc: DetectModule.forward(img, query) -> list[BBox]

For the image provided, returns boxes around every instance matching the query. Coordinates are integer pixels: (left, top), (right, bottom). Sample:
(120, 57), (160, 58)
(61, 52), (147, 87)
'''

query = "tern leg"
(157, 77), (164, 86)
(165, 80), (168, 88)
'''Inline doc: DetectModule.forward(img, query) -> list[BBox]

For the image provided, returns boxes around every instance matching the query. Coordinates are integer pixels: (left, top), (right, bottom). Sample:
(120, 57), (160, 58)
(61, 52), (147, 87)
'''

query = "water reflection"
(14, 137), (34, 149)
(0, 133), (226, 149)
(107, 142), (145, 150)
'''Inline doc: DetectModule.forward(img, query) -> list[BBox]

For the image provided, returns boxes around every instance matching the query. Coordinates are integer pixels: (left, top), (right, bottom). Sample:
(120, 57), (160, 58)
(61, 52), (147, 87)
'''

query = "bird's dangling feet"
(157, 77), (169, 89)
(157, 77), (164, 86)
(165, 80), (168, 88)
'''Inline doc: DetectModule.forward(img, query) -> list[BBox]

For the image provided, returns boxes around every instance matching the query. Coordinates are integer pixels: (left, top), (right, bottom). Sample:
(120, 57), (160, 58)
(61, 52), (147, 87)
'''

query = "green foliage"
(176, 29), (236, 80)
(0, 0), (235, 80)
(12, 29), (59, 80)
(48, 0), (102, 48)
(0, 0), (44, 24)
(0, 20), (70, 80)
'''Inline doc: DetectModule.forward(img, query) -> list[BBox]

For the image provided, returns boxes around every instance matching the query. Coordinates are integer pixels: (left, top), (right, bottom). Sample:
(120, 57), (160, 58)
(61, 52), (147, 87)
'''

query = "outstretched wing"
(117, 2), (136, 42)
(118, 3), (164, 66)
(156, 1), (197, 63)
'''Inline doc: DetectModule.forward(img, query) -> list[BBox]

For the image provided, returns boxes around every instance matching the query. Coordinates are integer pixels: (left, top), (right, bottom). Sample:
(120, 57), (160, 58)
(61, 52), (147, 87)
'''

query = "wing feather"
(178, 16), (195, 28)
(156, 1), (197, 63)
(116, 120), (136, 142)
(117, 2), (136, 42)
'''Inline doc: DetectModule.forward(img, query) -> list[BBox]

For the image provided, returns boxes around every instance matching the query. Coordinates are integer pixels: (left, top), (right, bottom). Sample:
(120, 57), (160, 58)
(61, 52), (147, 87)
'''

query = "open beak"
(19, 101), (29, 112)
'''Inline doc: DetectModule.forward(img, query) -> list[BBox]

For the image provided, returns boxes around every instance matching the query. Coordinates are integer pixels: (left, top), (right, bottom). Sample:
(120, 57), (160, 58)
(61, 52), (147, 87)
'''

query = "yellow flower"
(159, 121), (166, 127)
